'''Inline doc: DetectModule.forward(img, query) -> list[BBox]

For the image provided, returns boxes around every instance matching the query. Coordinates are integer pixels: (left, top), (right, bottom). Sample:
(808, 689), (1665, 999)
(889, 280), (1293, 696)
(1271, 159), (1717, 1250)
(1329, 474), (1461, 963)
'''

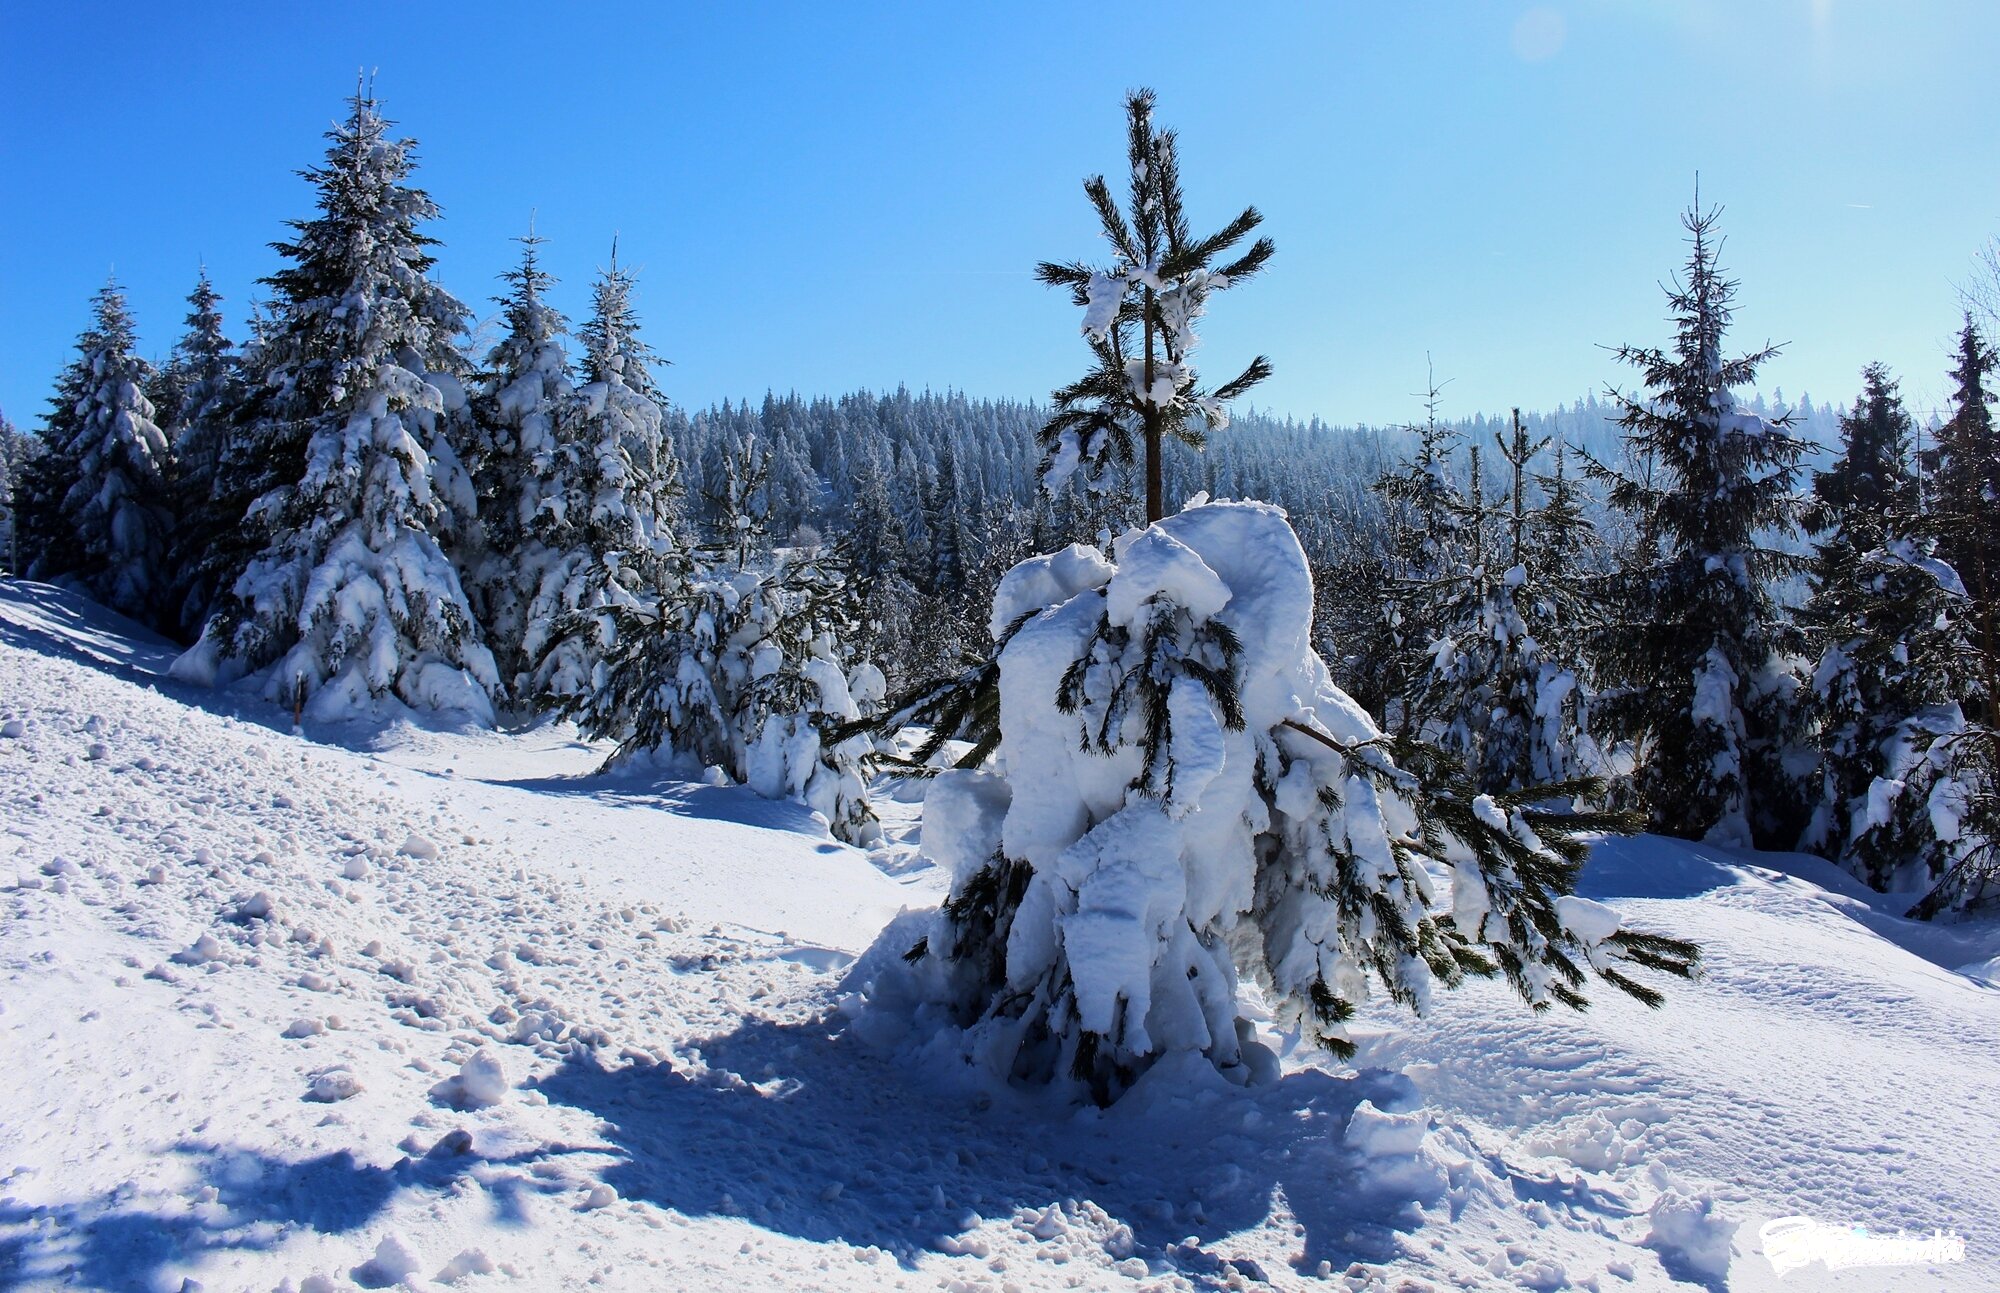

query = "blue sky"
(3, 2), (1995, 432)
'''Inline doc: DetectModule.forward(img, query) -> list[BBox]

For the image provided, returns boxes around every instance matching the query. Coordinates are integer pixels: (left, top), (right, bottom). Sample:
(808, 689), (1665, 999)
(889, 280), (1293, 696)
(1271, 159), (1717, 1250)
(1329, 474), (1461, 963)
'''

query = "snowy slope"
(1, 580), (1992, 1292)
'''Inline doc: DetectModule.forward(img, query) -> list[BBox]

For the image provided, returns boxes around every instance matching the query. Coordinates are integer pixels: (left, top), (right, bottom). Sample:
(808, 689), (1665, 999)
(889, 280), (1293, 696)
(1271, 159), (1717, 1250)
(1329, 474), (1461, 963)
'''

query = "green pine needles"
(1035, 88), (1274, 523)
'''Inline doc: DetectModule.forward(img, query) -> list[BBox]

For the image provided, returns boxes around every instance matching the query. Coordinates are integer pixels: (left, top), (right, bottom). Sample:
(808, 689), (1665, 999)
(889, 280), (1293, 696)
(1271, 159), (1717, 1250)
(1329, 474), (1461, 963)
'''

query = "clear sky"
(3, 2), (1995, 433)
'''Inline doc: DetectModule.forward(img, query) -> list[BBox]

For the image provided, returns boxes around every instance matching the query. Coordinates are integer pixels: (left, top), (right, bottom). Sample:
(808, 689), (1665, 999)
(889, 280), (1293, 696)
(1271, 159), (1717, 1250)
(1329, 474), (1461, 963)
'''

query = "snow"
(428, 1047), (510, 1109)
(4, 579), (1997, 1290)
(986, 542), (1112, 639)
(1645, 1190), (1738, 1284)
(1554, 893), (1623, 945)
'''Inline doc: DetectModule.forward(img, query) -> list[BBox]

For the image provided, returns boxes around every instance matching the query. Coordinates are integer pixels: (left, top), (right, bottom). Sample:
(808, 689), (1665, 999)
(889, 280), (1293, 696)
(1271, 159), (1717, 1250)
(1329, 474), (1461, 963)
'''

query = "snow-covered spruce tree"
(1901, 325), (2000, 918)
(1587, 197), (1812, 848)
(1346, 376), (1470, 731)
(19, 319), (101, 584)
(0, 411), (36, 574)
(575, 247), (682, 535)
(925, 442), (968, 596)
(565, 438), (881, 844)
(1800, 364), (1983, 892)
(845, 441), (920, 684)
(466, 228), (576, 696)
(513, 246), (687, 705)
(53, 280), (176, 623)
(1930, 316), (2000, 724)
(1410, 415), (1600, 793)
(870, 502), (1695, 1102)
(861, 98), (1695, 1104)
(172, 88), (499, 723)
(1033, 87), (1273, 524)
(162, 269), (247, 637)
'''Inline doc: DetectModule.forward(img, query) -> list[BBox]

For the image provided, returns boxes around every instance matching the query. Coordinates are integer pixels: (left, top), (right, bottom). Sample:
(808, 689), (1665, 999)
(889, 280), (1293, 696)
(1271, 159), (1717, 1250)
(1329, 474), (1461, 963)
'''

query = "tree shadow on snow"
(492, 769), (839, 840)
(533, 1015), (1436, 1284)
(0, 1138), (563, 1290)
(1575, 834), (1748, 901)
(0, 585), (184, 695)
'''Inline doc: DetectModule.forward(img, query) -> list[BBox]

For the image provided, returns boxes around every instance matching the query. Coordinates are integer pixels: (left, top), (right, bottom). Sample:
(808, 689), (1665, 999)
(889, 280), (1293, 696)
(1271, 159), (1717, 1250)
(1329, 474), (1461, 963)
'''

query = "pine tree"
(1369, 381), (1471, 733)
(578, 249), (682, 539)
(845, 441), (908, 588)
(512, 241), (687, 705)
(566, 439), (880, 844)
(1410, 416), (1599, 793)
(0, 411), (36, 574)
(173, 87), (499, 722)
(925, 442), (967, 594)
(162, 269), (244, 637)
(1931, 317), (2000, 726)
(1588, 196), (1813, 848)
(468, 227), (575, 696)
(577, 242), (668, 403)
(1801, 364), (1982, 892)
(1033, 89), (1273, 523)
(864, 101), (1697, 1104)
(54, 280), (176, 622)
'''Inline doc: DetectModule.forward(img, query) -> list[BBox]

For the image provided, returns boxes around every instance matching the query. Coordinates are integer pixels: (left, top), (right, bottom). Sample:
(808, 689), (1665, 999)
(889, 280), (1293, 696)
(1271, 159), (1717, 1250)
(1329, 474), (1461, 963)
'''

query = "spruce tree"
(162, 269), (244, 637)
(1370, 381), (1471, 735)
(566, 438), (880, 844)
(0, 412), (35, 574)
(54, 280), (176, 623)
(1589, 197), (1812, 848)
(174, 87), (499, 722)
(19, 341), (92, 584)
(468, 227), (575, 696)
(1931, 317), (1999, 725)
(925, 442), (968, 594)
(512, 241), (687, 705)
(1410, 416), (1599, 793)
(867, 99), (1698, 1104)
(577, 248), (682, 544)
(1034, 88), (1273, 523)
(1801, 364), (1982, 891)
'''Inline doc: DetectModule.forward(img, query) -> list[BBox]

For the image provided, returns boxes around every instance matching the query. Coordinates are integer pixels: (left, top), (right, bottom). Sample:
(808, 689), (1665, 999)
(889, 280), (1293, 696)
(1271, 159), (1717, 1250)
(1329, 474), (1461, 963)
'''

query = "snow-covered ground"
(2, 579), (1993, 1291)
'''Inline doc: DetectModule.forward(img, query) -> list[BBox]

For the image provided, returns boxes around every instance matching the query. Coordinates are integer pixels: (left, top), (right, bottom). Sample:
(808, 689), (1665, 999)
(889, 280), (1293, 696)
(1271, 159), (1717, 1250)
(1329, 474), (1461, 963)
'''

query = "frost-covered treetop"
(578, 242), (666, 403)
(1034, 89), (1275, 520)
(1601, 197), (1809, 563)
(261, 88), (471, 415)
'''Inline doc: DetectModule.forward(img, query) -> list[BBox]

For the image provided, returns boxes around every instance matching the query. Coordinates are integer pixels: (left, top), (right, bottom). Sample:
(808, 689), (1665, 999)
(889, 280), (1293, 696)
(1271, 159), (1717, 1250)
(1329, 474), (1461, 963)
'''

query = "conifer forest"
(2, 9), (1995, 1289)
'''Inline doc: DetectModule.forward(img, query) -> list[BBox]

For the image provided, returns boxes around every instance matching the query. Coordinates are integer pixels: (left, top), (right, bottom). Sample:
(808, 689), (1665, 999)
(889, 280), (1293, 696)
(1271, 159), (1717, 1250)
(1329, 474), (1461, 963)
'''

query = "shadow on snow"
(0, 1138), (582, 1290)
(533, 1013), (1435, 1284)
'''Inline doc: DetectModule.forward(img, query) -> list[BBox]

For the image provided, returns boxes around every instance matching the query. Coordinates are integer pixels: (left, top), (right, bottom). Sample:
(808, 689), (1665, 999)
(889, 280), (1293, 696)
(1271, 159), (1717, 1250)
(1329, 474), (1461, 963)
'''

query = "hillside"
(1, 580), (1992, 1292)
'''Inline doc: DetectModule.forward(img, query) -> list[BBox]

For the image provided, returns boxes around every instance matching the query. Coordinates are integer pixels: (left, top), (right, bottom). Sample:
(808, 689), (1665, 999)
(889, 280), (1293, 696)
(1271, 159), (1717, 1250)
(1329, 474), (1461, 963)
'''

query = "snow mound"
(429, 1046), (510, 1109)
(1644, 1189), (1738, 1284)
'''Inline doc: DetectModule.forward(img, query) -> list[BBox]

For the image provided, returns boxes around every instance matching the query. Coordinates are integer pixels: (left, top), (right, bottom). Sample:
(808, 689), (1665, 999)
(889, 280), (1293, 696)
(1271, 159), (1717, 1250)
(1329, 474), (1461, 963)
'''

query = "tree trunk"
(1143, 287), (1162, 524)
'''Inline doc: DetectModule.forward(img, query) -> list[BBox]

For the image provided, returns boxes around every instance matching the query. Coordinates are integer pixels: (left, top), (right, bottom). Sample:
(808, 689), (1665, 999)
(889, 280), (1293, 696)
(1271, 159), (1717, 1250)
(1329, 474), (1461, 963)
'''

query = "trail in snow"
(1, 581), (1993, 1291)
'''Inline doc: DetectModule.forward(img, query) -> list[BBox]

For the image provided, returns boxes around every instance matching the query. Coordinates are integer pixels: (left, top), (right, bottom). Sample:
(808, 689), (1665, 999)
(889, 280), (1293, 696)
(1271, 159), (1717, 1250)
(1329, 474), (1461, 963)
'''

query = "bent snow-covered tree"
(1034, 88), (1273, 523)
(878, 502), (1695, 1102)
(862, 97), (1695, 1103)
(173, 88), (499, 723)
